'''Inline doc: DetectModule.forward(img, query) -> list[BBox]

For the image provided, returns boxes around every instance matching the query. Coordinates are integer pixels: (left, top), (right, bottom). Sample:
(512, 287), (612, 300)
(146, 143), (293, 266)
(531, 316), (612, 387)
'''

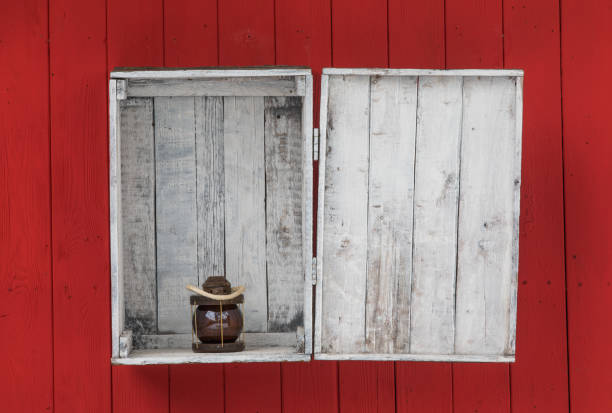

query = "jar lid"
(201, 276), (232, 295)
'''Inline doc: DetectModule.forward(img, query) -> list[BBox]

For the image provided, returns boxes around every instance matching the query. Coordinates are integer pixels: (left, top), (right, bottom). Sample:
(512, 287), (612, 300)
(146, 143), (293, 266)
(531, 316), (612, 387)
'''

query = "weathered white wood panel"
(195, 97), (225, 282)
(127, 77), (304, 97)
(136, 332), (299, 349)
(316, 70), (522, 362)
(409, 76), (463, 354)
(454, 76), (518, 355)
(155, 97), (198, 334)
(224, 97), (268, 333)
(365, 76), (417, 353)
(323, 68), (524, 77)
(264, 97), (304, 332)
(320, 75), (371, 353)
(120, 98), (157, 336)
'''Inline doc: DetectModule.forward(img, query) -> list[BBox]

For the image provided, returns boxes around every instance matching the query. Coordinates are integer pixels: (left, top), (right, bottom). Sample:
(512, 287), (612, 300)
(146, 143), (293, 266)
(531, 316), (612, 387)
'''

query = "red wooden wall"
(0, 0), (610, 411)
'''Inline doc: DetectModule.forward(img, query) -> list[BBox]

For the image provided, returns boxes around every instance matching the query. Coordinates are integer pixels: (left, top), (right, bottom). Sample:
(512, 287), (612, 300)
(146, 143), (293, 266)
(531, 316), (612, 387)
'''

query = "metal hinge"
(311, 257), (317, 285)
(313, 128), (319, 161)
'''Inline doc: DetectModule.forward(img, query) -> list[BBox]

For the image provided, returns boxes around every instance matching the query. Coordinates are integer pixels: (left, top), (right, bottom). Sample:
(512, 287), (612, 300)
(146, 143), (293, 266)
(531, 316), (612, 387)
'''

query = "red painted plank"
(225, 363), (281, 413)
(388, 0), (445, 68)
(445, 2), (510, 411)
(389, 3), (453, 412)
(0, 2), (53, 412)
(49, 0), (110, 410)
(170, 365), (224, 413)
(281, 361), (338, 413)
(504, 0), (569, 411)
(106, 1), (169, 411)
(113, 366), (169, 413)
(445, 0), (503, 68)
(331, 0), (387, 67)
(107, 0), (164, 72)
(164, 0), (218, 67)
(395, 363), (452, 413)
(218, 0), (275, 66)
(453, 364), (510, 413)
(338, 361), (395, 413)
(562, 0), (612, 410)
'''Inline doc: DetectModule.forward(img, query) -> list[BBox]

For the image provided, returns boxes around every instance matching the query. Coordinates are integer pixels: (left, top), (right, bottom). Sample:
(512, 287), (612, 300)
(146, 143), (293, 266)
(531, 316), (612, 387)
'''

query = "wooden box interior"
(110, 69), (313, 364)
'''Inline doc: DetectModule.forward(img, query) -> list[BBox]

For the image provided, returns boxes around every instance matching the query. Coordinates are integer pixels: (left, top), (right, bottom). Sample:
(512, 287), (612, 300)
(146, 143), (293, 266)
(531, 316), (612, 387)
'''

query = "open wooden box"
(110, 67), (523, 365)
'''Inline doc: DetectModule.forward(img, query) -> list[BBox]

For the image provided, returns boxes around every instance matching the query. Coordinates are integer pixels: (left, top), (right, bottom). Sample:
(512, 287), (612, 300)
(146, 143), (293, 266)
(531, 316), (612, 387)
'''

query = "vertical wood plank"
(107, 0), (168, 409)
(365, 75), (417, 353)
(112, 365), (169, 413)
(505, 0), (569, 411)
(455, 76), (518, 355)
(155, 97), (197, 334)
(281, 361), (339, 413)
(453, 363), (510, 413)
(0, 2), (52, 412)
(388, 0), (445, 68)
(195, 97), (225, 282)
(445, 2), (510, 410)
(264, 97), (304, 332)
(445, 0), (503, 68)
(409, 76), (463, 355)
(223, 96), (267, 332)
(563, 0), (612, 410)
(218, 0), (275, 65)
(107, 0), (164, 71)
(395, 362), (452, 413)
(120, 98), (157, 338)
(50, 0), (111, 410)
(225, 363), (281, 413)
(338, 362), (395, 413)
(169, 365), (223, 413)
(331, 0), (387, 66)
(162, 10), (224, 413)
(390, 5), (454, 409)
(321, 75), (370, 354)
(164, 0), (218, 66)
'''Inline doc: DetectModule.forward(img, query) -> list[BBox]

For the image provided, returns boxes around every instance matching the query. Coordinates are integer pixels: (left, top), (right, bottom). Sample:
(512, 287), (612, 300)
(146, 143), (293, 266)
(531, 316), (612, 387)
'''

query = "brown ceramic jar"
(192, 276), (243, 344)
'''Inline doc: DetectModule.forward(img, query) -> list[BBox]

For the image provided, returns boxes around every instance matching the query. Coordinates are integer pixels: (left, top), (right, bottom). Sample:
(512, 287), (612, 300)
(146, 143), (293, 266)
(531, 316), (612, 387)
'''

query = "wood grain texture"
(163, 0), (218, 67)
(281, 361), (339, 413)
(225, 363), (282, 413)
(504, 0), (568, 411)
(445, 0), (503, 68)
(50, 0), (111, 410)
(112, 365), (169, 413)
(223, 96), (267, 332)
(389, 13), (454, 410)
(338, 362), (395, 413)
(331, 0), (387, 66)
(107, 0), (163, 72)
(365, 75), (417, 353)
(169, 364), (223, 413)
(453, 363), (510, 413)
(395, 362), (452, 413)
(195, 97), (225, 282)
(264, 97), (304, 332)
(563, 0), (612, 410)
(320, 75), (370, 354)
(388, 0), (444, 68)
(455, 76), (518, 355)
(155, 97), (198, 334)
(409, 76), (463, 355)
(127, 77), (303, 97)
(120, 98), (157, 337)
(218, 0), (275, 65)
(0, 2), (52, 412)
